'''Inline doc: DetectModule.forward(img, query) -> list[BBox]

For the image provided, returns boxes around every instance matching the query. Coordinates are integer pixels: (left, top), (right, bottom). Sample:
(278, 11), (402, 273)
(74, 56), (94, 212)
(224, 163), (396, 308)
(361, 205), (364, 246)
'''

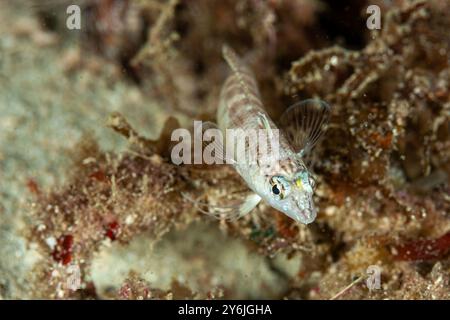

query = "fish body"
(215, 46), (329, 224)
(217, 48), (292, 193)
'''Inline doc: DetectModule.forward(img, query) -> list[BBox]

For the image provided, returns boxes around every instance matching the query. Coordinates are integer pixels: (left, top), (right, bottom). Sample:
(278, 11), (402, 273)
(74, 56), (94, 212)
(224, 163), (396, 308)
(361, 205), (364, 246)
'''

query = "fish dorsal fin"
(279, 99), (331, 157)
(222, 45), (246, 74)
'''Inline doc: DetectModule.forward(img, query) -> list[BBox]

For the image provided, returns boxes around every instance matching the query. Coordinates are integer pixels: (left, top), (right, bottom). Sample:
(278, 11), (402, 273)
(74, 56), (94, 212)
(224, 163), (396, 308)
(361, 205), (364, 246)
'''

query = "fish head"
(266, 168), (317, 224)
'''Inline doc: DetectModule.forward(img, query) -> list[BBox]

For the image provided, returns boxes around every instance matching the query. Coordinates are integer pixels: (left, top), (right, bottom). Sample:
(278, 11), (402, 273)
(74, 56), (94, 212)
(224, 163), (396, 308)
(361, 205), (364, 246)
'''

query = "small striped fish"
(192, 46), (331, 225)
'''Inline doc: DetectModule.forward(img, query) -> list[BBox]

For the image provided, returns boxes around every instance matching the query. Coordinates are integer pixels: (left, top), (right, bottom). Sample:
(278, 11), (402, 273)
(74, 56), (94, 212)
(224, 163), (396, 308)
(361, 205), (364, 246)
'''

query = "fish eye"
(269, 175), (290, 200)
(272, 185), (280, 195)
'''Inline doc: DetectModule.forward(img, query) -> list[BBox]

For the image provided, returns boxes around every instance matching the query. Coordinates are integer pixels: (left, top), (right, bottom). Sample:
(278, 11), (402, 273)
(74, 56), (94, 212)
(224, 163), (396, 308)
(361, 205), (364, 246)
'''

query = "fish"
(187, 45), (331, 225)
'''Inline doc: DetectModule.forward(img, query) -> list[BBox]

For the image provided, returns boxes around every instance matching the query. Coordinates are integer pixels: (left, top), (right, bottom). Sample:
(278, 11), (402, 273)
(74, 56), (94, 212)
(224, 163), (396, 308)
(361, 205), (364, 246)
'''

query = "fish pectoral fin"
(181, 192), (261, 221)
(238, 193), (262, 217)
(279, 99), (331, 156)
(198, 121), (236, 165)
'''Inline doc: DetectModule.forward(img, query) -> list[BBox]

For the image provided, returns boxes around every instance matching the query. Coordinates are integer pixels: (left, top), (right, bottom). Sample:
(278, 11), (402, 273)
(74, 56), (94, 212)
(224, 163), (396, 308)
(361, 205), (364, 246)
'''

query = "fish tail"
(222, 45), (248, 75)
(221, 45), (259, 108)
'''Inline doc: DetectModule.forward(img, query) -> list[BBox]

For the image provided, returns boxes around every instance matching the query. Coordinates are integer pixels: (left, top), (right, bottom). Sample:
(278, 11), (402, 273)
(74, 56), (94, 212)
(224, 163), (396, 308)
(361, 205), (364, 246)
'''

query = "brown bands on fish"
(218, 46), (297, 170)
(220, 76), (264, 127)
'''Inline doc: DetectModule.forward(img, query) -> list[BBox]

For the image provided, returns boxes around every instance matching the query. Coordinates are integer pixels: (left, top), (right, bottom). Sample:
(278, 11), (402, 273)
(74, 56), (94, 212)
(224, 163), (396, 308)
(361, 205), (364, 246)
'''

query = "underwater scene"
(0, 0), (449, 300)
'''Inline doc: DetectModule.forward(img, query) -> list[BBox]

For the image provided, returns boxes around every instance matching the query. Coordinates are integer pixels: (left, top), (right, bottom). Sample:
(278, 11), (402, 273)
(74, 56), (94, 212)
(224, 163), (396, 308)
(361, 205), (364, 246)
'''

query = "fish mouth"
(284, 207), (316, 224)
(293, 197), (317, 224)
(275, 195), (317, 224)
(299, 208), (316, 224)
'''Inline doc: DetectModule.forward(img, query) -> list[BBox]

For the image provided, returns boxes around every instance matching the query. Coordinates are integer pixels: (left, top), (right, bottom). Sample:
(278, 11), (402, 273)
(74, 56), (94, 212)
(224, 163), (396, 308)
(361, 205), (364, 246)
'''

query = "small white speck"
(46, 236), (56, 249)
(82, 157), (97, 165)
(325, 206), (337, 216)
(125, 215), (135, 225)
(330, 56), (338, 66)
